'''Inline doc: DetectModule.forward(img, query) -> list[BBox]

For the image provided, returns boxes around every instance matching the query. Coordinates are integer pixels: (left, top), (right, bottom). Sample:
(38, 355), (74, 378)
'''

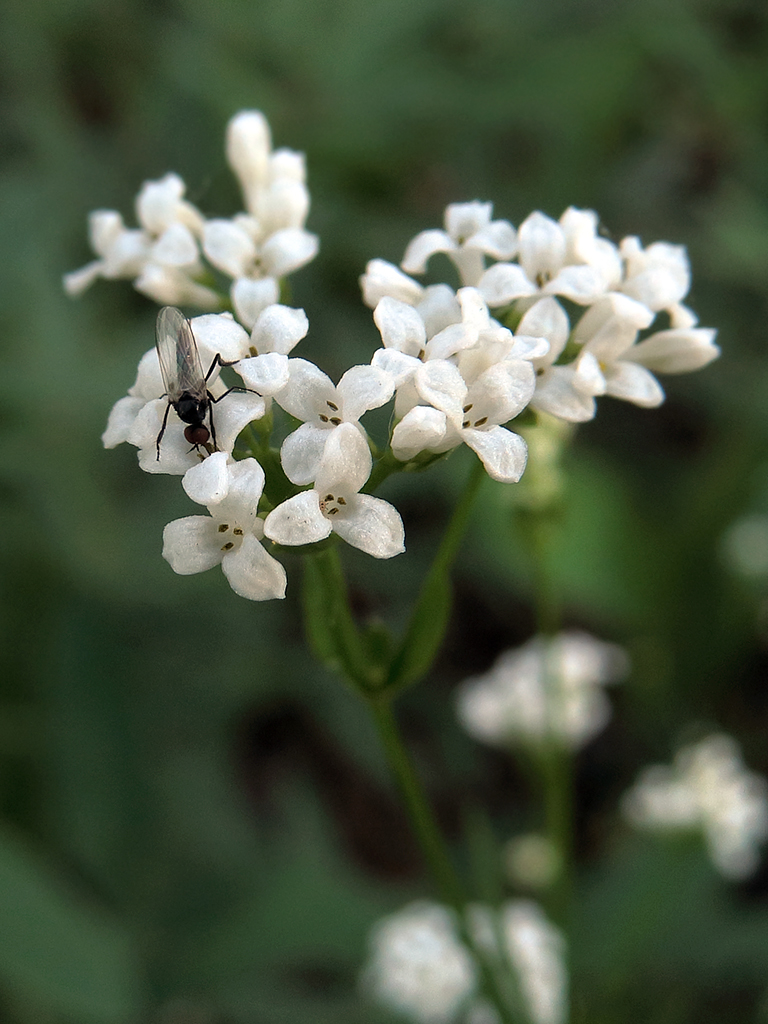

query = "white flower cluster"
(64, 111), (318, 317)
(456, 632), (629, 750)
(362, 899), (567, 1024)
(363, 202), (719, 425)
(621, 733), (768, 880)
(70, 111), (720, 603)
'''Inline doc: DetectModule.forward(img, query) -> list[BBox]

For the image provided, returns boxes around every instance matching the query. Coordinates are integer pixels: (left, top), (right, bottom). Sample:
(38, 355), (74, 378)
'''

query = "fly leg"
(155, 400), (173, 460)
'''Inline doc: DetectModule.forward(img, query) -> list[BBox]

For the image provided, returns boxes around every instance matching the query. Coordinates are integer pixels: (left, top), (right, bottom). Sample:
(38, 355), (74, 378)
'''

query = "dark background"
(3, 0), (768, 1020)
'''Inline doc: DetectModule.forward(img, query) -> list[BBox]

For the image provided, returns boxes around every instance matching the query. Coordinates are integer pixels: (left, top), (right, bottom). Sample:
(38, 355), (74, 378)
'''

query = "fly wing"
(155, 306), (207, 402)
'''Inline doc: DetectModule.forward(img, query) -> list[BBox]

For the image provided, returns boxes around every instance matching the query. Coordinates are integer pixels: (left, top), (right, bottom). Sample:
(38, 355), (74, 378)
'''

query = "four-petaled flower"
(264, 423), (405, 558)
(275, 359), (394, 485)
(163, 453), (287, 600)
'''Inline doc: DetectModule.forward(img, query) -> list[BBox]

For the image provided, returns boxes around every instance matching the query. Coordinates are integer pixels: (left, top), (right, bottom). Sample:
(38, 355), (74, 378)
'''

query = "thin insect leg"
(207, 395), (218, 452)
(210, 385), (261, 402)
(203, 352), (239, 382)
(155, 400), (173, 460)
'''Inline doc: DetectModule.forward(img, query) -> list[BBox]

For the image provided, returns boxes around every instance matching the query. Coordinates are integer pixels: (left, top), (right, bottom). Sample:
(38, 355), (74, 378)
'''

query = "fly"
(154, 305), (249, 459)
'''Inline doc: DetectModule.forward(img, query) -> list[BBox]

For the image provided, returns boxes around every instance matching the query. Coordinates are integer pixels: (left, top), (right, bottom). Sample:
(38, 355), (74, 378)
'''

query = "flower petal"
(163, 516), (223, 574)
(623, 328), (719, 374)
(531, 367), (597, 422)
(402, 229), (456, 274)
(414, 360), (467, 423)
(391, 406), (448, 460)
(231, 277), (280, 330)
(518, 297), (570, 363)
(203, 219), (256, 278)
(603, 361), (665, 407)
(222, 532), (287, 600)
(102, 396), (145, 448)
(463, 425), (528, 482)
(518, 212), (565, 282)
(337, 364), (394, 421)
(374, 297), (427, 355)
(236, 351), (290, 395)
(332, 494), (405, 558)
(478, 263), (537, 306)
(264, 490), (331, 546)
(261, 227), (318, 277)
(315, 422), (373, 493)
(191, 313), (251, 365)
(211, 391), (266, 453)
(360, 259), (424, 308)
(252, 304), (308, 355)
(274, 358), (334, 421)
(281, 422), (331, 485)
(183, 451), (230, 506)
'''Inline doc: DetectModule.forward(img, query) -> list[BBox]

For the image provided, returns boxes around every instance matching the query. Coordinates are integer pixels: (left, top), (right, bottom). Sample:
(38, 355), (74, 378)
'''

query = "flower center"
(217, 521), (245, 551)
(318, 492), (349, 518)
(317, 399), (342, 427)
(461, 403), (489, 430)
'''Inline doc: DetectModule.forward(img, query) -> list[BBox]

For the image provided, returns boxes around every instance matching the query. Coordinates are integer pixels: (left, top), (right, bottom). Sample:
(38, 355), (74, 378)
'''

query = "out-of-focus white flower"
(402, 201), (517, 287)
(362, 901), (477, 1023)
(470, 902), (566, 1024)
(722, 513), (768, 579)
(360, 258), (426, 308)
(264, 423), (405, 558)
(622, 733), (768, 880)
(64, 174), (219, 308)
(104, 312), (265, 475)
(456, 632), (629, 749)
(162, 453), (286, 600)
(275, 358), (393, 485)
(203, 110), (319, 326)
(617, 236), (690, 318)
(478, 208), (619, 309)
(362, 899), (567, 1024)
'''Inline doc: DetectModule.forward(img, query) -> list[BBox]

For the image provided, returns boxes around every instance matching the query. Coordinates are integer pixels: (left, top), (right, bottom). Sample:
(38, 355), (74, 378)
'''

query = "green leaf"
(0, 826), (141, 1021)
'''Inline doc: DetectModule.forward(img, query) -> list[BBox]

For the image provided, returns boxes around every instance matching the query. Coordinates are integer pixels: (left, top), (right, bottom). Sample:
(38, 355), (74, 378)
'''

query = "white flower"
(105, 312), (265, 475)
(362, 901), (477, 1024)
(362, 899), (567, 1024)
(391, 358), (533, 482)
(569, 293), (719, 410)
(275, 359), (394, 485)
(622, 733), (768, 880)
(264, 423), (405, 558)
(402, 201), (517, 287)
(162, 453), (286, 600)
(618, 236), (691, 315)
(456, 632), (629, 749)
(497, 902), (567, 1024)
(203, 110), (319, 325)
(478, 208), (619, 309)
(64, 174), (219, 308)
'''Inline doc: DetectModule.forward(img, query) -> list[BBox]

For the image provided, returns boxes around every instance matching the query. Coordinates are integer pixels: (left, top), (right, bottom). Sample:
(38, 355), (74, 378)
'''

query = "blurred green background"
(3, 0), (768, 1020)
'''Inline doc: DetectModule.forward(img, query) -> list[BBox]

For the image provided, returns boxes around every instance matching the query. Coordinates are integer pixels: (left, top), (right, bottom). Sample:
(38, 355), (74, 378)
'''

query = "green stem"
(386, 457), (486, 693)
(367, 693), (525, 1024)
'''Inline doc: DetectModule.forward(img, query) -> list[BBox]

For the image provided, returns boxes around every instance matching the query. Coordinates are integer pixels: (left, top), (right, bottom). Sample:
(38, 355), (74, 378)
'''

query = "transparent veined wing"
(155, 306), (207, 402)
